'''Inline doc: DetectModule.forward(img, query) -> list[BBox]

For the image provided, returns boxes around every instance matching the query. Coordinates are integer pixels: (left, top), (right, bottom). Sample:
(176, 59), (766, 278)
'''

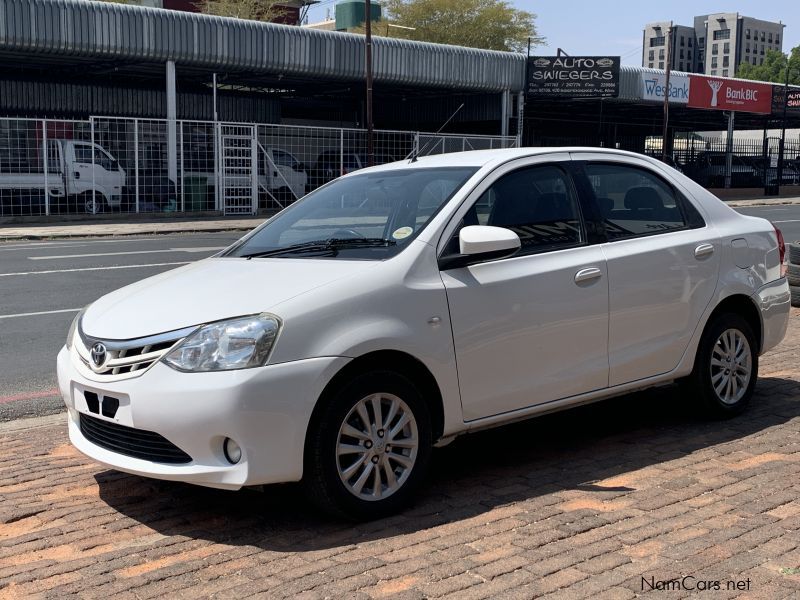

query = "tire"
(79, 192), (107, 215)
(788, 264), (800, 286)
(788, 243), (800, 266)
(791, 285), (800, 308)
(687, 312), (758, 418)
(303, 370), (432, 520)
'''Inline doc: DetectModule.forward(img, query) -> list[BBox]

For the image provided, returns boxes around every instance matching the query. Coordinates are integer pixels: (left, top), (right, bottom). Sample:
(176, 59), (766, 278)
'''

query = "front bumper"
(57, 346), (348, 489)
(753, 277), (790, 355)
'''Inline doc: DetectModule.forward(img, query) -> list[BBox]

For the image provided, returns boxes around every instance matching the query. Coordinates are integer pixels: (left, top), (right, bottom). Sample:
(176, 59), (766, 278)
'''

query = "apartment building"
(643, 13), (784, 76)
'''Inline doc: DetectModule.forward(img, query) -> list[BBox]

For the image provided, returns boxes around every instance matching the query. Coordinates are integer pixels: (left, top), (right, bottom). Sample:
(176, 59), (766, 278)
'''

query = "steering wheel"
(331, 229), (365, 239)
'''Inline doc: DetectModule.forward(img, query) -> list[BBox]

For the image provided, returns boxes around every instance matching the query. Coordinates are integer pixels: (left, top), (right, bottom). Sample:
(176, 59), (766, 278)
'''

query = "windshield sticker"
(392, 226), (414, 240)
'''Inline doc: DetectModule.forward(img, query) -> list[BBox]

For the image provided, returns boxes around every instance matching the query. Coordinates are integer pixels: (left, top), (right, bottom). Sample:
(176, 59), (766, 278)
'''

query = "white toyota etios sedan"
(58, 148), (790, 518)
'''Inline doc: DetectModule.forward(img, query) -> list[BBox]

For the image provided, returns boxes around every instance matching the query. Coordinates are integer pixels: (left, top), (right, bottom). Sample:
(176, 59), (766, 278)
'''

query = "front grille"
(79, 414), (192, 464)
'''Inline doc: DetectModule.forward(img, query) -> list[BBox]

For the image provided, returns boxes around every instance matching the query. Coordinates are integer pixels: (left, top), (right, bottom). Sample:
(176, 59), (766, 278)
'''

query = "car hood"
(81, 257), (378, 340)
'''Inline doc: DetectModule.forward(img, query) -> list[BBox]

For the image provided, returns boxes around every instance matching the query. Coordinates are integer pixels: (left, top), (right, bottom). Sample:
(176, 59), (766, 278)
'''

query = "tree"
(376, 0), (543, 53)
(737, 46), (800, 85)
(197, 0), (288, 22)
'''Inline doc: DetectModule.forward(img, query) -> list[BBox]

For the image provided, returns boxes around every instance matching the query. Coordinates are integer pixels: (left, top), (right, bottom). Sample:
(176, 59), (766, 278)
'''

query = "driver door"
(440, 159), (609, 421)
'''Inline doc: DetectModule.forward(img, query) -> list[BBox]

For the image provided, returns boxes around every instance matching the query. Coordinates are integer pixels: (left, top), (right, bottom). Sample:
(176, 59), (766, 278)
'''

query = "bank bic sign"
(641, 73), (690, 104)
(687, 76), (772, 114)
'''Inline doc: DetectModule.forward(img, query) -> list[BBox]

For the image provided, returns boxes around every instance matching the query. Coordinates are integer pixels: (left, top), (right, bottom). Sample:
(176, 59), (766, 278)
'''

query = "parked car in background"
(59, 148), (789, 519)
(0, 139), (125, 215)
(258, 147), (308, 204)
(686, 153), (760, 188)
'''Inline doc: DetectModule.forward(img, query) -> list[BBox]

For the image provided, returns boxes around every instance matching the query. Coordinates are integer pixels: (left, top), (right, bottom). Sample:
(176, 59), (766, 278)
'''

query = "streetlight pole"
(364, 0), (374, 167)
(777, 57), (790, 195)
(662, 23), (673, 162)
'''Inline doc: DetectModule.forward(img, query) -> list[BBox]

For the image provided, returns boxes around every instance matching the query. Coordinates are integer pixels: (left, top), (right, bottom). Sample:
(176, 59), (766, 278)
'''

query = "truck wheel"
(81, 192), (107, 215)
(303, 370), (432, 520)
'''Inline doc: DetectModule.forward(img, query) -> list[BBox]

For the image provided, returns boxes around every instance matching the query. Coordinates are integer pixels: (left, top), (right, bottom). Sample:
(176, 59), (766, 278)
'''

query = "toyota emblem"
(90, 342), (107, 368)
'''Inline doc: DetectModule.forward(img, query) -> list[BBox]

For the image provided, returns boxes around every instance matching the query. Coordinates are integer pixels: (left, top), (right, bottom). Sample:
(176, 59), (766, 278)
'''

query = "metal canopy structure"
(0, 0), (525, 93)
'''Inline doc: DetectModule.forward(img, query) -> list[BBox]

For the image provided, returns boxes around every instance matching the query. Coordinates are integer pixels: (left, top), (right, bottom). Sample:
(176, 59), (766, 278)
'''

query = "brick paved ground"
(2, 314), (800, 599)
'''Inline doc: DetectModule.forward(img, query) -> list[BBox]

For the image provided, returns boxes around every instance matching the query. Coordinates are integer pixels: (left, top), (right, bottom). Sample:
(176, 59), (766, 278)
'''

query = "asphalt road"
(3, 203), (800, 422)
(0, 231), (242, 421)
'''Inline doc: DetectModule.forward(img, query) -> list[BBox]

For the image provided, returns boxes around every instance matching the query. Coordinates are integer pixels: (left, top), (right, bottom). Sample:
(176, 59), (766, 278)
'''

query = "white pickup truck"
(0, 139), (126, 214)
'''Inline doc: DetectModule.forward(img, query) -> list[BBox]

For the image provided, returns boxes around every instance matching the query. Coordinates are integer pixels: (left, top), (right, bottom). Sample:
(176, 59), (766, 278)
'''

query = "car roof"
(356, 147), (661, 174)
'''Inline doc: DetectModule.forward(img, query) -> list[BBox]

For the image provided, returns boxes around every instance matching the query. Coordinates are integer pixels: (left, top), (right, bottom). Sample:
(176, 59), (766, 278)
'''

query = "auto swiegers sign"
(526, 56), (620, 98)
(687, 76), (772, 114)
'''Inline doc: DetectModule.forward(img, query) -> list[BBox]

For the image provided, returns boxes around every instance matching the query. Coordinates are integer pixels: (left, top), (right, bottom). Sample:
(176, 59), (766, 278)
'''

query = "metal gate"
(220, 124), (257, 215)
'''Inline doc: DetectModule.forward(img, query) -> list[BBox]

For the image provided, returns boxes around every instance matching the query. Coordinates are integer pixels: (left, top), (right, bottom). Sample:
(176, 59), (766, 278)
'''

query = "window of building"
(680, 35), (685, 46)
(713, 29), (730, 40)
(688, 38), (693, 47)
(650, 36), (665, 47)
(776, 35), (780, 45)
(768, 32), (773, 43)
(746, 42), (750, 53)
(659, 49), (665, 59)
(688, 50), (692, 60)
(722, 69), (729, 77)
(761, 45), (765, 55)
(760, 58), (764, 65)
(723, 56), (729, 67)
(711, 69), (717, 75)
(760, 31), (765, 41)
(649, 50), (654, 61)
(723, 42), (730, 54)
(648, 62), (654, 68)
(698, 37), (705, 47)
(659, 61), (664, 69)
(584, 164), (700, 241)
(698, 62), (704, 71)
(464, 165), (585, 255)
(711, 57), (718, 68)
(680, 49), (684, 59)
(754, 29), (758, 39)
(712, 43), (718, 55)
(745, 28), (751, 39)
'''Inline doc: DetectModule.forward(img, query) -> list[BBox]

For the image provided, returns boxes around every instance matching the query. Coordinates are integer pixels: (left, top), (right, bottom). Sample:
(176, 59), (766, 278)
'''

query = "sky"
(305, 1), (800, 62)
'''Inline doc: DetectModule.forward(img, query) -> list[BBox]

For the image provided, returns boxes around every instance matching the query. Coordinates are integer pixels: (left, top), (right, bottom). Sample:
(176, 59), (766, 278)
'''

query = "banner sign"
(526, 56), (620, 98)
(641, 73), (690, 104)
(788, 90), (800, 114)
(688, 76), (772, 114)
(771, 87), (800, 114)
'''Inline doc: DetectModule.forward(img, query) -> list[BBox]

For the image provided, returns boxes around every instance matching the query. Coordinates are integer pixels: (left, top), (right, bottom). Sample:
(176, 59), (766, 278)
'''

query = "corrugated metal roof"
(0, 0), (526, 92)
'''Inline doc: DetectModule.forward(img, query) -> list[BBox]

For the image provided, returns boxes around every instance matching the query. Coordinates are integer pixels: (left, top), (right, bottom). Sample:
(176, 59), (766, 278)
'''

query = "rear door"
(572, 153), (719, 386)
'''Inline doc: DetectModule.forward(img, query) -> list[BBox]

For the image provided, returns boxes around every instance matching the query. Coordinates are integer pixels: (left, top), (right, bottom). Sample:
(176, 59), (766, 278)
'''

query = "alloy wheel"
(336, 393), (419, 501)
(709, 328), (752, 405)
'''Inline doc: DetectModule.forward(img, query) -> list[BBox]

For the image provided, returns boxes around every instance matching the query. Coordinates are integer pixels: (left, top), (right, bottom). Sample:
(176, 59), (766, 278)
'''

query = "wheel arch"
(306, 350), (446, 447)
(706, 293), (763, 353)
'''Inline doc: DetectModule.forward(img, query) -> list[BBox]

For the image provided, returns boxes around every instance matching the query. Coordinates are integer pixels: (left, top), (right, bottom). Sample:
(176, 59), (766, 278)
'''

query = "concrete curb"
(0, 411), (64, 433)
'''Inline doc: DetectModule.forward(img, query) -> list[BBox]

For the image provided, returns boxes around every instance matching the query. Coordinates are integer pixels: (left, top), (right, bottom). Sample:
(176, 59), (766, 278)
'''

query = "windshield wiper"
(239, 237), (396, 259)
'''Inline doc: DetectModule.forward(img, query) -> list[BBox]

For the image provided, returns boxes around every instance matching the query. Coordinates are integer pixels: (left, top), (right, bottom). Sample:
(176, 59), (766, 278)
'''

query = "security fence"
(0, 116), (517, 217)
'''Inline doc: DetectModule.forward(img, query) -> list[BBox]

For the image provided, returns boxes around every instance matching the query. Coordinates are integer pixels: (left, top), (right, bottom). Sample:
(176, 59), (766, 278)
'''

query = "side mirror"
(439, 225), (521, 270)
(296, 163), (307, 172)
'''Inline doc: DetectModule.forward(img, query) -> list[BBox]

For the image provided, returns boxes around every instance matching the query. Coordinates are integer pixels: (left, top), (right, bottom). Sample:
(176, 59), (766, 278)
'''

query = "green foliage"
(197, 0), (286, 22)
(737, 46), (800, 85)
(375, 0), (543, 53)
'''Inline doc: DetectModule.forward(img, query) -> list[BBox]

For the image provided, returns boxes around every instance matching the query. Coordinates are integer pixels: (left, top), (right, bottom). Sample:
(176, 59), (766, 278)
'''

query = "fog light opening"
(223, 438), (242, 464)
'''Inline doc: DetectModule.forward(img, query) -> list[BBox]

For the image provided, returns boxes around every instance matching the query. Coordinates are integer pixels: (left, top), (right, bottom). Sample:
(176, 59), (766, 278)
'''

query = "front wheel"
(688, 313), (758, 418)
(303, 371), (432, 520)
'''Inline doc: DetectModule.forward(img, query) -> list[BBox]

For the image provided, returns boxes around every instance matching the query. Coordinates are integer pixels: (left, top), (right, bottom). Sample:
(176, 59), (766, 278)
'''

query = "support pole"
(662, 23), (673, 162)
(500, 90), (510, 137)
(364, 0), (374, 167)
(166, 60), (178, 206)
(725, 111), (735, 189)
(516, 92), (524, 147)
(778, 61), (790, 195)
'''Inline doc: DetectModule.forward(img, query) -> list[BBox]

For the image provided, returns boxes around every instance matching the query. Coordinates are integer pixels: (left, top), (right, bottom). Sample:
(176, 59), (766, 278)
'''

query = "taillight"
(773, 223), (787, 277)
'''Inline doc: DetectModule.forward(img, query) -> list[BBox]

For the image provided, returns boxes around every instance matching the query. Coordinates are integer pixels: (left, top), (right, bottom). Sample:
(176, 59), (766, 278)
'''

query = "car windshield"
(225, 166), (477, 260)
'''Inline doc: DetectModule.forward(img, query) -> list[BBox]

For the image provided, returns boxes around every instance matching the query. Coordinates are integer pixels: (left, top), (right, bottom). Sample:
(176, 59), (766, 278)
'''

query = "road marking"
(0, 388), (61, 405)
(0, 308), (81, 320)
(28, 247), (224, 260)
(0, 261), (190, 277)
(771, 219), (800, 223)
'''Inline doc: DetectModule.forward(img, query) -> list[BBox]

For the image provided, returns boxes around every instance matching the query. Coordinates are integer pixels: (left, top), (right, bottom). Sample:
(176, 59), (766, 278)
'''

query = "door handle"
(695, 243), (714, 258)
(575, 267), (602, 283)
(73, 171), (80, 179)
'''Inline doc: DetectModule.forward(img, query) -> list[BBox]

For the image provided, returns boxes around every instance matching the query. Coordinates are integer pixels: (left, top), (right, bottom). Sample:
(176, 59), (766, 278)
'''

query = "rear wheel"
(688, 313), (758, 418)
(303, 371), (432, 520)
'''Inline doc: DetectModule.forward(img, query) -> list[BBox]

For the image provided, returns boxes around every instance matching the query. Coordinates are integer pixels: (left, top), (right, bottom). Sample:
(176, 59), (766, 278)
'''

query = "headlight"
(66, 308), (85, 350)
(163, 314), (280, 372)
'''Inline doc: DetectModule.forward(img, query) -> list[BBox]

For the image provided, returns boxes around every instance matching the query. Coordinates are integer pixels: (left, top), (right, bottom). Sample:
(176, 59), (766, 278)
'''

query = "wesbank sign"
(641, 73), (690, 104)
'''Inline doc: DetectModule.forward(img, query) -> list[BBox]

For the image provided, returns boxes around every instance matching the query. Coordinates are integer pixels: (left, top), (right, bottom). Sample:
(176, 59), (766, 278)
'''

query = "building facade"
(643, 13), (784, 77)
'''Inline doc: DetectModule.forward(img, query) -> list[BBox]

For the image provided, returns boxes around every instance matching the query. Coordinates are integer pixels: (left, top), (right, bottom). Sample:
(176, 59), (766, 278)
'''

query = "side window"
(272, 149), (298, 169)
(73, 144), (93, 164)
(450, 164), (584, 256)
(586, 163), (699, 240)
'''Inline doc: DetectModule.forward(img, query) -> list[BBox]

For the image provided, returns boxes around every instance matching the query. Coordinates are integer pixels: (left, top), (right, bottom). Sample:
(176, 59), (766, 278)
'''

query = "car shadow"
(95, 376), (800, 551)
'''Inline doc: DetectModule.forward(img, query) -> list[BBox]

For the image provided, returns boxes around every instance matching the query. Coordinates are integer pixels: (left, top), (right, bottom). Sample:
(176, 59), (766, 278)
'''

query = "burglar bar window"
(650, 36), (665, 47)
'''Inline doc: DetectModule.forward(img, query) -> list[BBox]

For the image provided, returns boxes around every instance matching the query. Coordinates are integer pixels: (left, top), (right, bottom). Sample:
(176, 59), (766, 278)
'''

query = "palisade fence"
(0, 116), (517, 217)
